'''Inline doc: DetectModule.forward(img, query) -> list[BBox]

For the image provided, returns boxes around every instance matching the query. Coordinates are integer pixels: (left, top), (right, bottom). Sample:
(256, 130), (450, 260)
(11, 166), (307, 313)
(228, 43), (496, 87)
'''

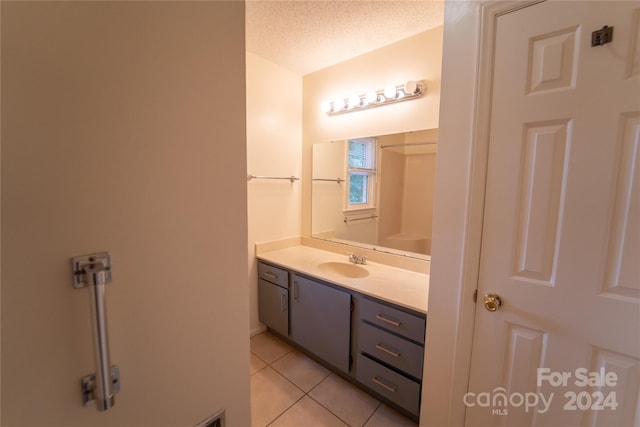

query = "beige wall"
(401, 152), (437, 239)
(378, 134), (406, 240)
(1, 2), (250, 425)
(302, 28), (444, 239)
(378, 130), (438, 248)
(311, 140), (346, 238)
(246, 53), (302, 335)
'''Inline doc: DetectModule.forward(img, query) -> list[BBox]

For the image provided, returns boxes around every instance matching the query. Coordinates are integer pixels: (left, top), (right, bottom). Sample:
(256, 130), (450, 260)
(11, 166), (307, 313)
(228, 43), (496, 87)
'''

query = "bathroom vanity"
(256, 245), (429, 419)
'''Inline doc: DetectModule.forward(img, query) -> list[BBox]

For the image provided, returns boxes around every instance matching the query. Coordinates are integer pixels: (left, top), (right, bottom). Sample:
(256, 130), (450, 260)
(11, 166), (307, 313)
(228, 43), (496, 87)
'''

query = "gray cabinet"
(356, 296), (426, 417)
(290, 273), (352, 373)
(258, 263), (289, 337)
(256, 259), (426, 419)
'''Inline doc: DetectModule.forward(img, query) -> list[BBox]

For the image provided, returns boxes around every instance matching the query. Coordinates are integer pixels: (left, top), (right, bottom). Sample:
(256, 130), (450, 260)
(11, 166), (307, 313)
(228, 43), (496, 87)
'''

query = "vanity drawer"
(360, 298), (425, 344)
(359, 322), (424, 379)
(356, 354), (420, 416)
(258, 262), (289, 288)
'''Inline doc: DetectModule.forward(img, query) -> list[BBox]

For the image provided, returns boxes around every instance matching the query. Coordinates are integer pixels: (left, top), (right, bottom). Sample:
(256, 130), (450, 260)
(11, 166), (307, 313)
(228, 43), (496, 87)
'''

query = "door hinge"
(473, 289), (478, 303)
(592, 25), (613, 47)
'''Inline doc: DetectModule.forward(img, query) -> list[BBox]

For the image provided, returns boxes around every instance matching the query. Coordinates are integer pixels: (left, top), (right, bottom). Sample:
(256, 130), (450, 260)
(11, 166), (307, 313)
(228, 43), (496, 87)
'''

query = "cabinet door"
(290, 274), (351, 372)
(258, 279), (288, 336)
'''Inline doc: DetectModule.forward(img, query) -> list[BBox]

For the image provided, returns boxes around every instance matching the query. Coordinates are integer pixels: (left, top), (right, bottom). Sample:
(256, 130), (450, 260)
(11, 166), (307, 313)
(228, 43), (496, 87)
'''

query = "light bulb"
(404, 80), (418, 95)
(384, 85), (397, 99)
(348, 95), (361, 109)
(333, 98), (345, 112)
(365, 91), (378, 104)
(321, 101), (332, 113)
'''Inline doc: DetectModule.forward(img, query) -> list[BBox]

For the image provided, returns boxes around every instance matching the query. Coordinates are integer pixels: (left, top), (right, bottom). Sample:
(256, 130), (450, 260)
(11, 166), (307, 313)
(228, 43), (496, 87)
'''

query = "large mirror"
(312, 129), (438, 260)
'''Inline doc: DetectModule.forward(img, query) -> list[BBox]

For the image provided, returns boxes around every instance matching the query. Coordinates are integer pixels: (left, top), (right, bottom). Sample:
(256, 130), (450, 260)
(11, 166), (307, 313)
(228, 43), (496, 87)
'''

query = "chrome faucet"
(348, 252), (367, 265)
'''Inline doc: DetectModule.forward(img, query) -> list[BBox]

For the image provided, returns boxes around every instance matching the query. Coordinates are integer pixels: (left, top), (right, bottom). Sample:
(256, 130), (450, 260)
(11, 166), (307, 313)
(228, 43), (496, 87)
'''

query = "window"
(346, 138), (377, 211)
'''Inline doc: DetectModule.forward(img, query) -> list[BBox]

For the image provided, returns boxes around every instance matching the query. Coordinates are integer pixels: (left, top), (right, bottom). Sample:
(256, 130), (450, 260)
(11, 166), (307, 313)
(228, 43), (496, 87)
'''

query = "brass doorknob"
(483, 293), (503, 312)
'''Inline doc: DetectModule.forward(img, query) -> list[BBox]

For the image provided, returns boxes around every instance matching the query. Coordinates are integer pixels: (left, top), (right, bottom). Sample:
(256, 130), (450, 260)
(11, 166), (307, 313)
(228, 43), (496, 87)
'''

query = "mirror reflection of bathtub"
(382, 233), (431, 255)
(311, 129), (437, 259)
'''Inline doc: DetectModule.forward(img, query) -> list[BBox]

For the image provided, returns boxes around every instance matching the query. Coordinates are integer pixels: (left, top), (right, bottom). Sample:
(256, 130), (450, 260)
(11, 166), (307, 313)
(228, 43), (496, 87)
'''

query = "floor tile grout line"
(261, 364), (347, 427)
(360, 401), (382, 427)
(250, 352), (269, 371)
(270, 345), (294, 364)
(251, 332), (415, 426)
(303, 370), (333, 395)
(267, 353), (381, 427)
(250, 346), (293, 366)
(268, 363), (309, 395)
(305, 373), (381, 427)
(305, 391), (357, 426)
(264, 393), (307, 427)
(266, 360), (352, 427)
(250, 364), (268, 377)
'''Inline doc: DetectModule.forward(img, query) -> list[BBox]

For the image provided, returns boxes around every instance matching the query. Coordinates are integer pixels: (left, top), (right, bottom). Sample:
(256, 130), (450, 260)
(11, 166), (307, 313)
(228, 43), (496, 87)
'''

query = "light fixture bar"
(322, 80), (425, 116)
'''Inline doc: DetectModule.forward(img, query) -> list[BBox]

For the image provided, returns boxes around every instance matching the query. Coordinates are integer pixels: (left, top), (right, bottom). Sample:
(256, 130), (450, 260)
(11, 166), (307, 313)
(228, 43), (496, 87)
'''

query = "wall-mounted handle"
(72, 252), (119, 411)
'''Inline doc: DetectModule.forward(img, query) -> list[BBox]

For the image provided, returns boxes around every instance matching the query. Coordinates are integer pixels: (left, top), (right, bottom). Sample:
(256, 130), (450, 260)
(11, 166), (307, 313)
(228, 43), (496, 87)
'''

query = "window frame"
(344, 137), (378, 213)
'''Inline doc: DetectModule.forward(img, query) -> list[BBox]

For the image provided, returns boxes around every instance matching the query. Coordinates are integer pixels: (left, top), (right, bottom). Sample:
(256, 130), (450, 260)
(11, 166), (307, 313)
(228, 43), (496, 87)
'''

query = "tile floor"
(250, 331), (418, 427)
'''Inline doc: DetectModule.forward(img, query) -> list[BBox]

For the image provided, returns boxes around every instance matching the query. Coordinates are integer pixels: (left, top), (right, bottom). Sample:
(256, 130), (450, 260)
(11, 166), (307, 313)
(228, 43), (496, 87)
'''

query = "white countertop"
(257, 245), (429, 314)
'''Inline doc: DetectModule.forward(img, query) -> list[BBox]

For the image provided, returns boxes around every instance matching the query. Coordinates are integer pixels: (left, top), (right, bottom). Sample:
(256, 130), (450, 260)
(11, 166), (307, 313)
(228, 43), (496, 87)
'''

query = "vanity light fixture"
(322, 80), (425, 116)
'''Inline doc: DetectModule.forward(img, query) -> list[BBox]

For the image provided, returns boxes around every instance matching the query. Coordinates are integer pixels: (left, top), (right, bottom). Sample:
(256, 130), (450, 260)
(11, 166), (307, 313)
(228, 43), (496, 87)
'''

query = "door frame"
(421, 1), (544, 425)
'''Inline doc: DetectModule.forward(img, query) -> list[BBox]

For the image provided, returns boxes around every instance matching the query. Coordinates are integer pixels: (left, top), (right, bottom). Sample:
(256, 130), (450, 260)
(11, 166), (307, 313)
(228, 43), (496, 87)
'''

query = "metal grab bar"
(72, 252), (119, 411)
(344, 214), (378, 223)
(312, 178), (344, 183)
(248, 174), (299, 183)
(380, 141), (437, 149)
(86, 263), (115, 411)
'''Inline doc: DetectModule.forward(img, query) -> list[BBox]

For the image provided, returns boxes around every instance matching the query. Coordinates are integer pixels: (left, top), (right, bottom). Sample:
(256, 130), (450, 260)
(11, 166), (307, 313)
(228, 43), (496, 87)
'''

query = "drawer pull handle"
(372, 377), (397, 393)
(263, 272), (278, 280)
(375, 344), (400, 358)
(375, 314), (402, 327)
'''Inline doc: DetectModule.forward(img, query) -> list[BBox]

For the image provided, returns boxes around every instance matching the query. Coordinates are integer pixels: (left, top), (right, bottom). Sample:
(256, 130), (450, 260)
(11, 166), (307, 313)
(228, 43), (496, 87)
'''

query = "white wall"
(421, 2), (483, 425)
(1, 2), (250, 425)
(246, 53), (302, 335)
(302, 28), (444, 238)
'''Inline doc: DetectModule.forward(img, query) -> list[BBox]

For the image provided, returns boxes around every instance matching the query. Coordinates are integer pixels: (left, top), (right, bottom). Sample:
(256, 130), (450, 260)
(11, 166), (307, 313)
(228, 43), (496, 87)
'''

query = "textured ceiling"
(246, 1), (445, 76)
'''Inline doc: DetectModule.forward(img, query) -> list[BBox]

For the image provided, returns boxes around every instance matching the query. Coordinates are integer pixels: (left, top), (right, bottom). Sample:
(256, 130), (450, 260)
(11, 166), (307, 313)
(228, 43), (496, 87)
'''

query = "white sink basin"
(317, 261), (369, 279)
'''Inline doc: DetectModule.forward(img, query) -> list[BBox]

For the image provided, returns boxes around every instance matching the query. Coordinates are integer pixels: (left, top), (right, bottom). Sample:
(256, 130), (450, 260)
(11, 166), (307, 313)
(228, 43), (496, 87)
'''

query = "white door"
(466, 1), (640, 426)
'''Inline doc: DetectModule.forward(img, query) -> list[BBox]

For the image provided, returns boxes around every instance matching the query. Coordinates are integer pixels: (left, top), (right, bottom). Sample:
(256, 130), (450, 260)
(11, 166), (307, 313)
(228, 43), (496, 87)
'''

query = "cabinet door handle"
(263, 271), (278, 280)
(293, 281), (298, 300)
(375, 344), (400, 358)
(281, 293), (287, 312)
(375, 314), (402, 327)
(372, 376), (397, 393)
